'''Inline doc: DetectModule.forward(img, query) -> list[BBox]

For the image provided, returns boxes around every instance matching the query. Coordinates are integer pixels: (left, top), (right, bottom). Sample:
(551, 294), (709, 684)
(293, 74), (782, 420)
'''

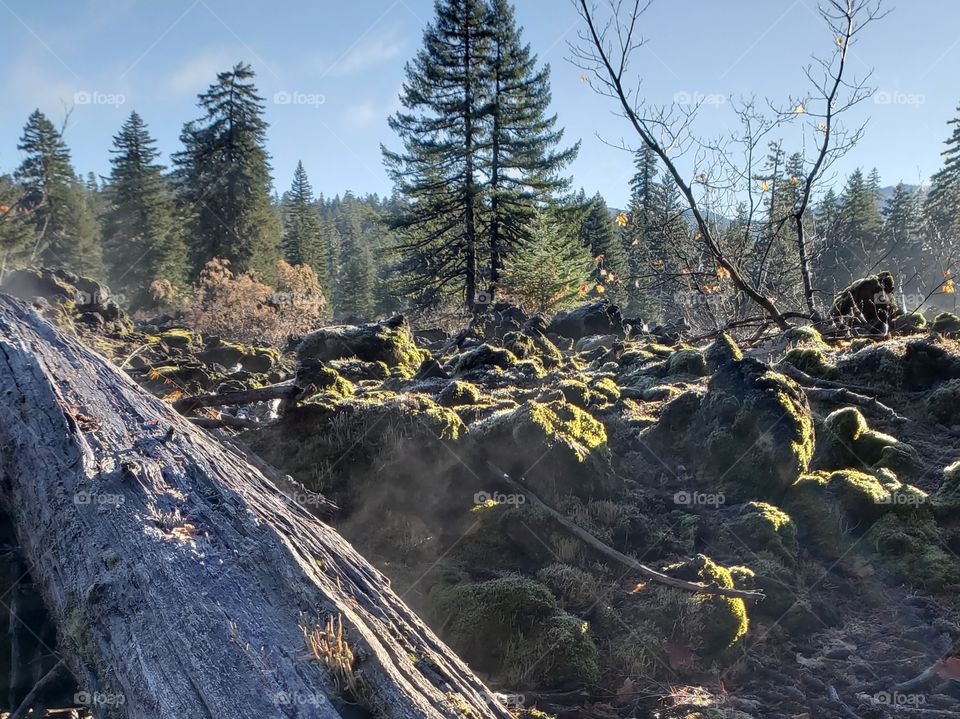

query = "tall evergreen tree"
(174, 62), (281, 281)
(281, 161), (327, 286)
(335, 196), (375, 319)
(881, 183), (924, 292)
(103, 111), (187, 308)
(818, 168), (882, 290)
(384, 0), (491, 308)
(15, 110), (103, 277)
(483, 0), (578, 297)
(578, 194), (627, 304)
(0, 174), (34, 270)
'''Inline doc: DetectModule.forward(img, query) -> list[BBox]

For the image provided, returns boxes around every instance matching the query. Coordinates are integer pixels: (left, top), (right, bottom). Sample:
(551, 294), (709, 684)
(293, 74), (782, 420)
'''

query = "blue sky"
(1, 0), (958, 207)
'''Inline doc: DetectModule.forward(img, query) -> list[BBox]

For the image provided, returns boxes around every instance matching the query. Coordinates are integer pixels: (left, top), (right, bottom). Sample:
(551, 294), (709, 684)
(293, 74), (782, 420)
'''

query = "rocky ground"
(3, 267), (960, 719)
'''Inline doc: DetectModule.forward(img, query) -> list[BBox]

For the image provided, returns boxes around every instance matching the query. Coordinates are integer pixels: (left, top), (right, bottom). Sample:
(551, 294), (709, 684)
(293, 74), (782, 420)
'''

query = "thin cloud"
(320, 32), (405, 78)
(164, 49), (238, 94)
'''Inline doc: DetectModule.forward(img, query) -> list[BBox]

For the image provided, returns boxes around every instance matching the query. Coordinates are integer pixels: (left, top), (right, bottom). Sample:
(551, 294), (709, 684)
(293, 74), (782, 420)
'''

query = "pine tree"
(819, 168), (882, 291)
(0, 174), (34, 270)
(281, 162), (327, 286)
(103, 111), (187, 308)
(503, 210), (594, 313)
(623, 146), (661, 316)
(334, 195), (375, 320)
(383, 0), (491, 308)
(881, 183), (924, 293)
(483, 0), (578, 297)
(925, 104), (960, 247)
(15, 110), (103, 277)
(578, 194), (627, 304)
(174, 62), (281, 282)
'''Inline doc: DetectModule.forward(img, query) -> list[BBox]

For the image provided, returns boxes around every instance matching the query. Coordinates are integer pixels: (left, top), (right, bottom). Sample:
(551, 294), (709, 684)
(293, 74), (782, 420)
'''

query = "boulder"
(547, 300), (624, 340)
(471, 400), (610, 498)
(297, 315), (426, 377)
(648, 357), (814, 500)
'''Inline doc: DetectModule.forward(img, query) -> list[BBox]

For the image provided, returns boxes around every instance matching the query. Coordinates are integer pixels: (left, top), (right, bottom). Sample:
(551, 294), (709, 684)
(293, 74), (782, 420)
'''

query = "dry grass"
(303, 614), (364, 702)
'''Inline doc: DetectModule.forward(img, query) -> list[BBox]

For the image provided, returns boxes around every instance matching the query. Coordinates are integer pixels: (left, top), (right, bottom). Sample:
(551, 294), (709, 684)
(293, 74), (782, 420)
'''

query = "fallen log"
(0, 294), (511, 719)
(172, 382), (300, 414)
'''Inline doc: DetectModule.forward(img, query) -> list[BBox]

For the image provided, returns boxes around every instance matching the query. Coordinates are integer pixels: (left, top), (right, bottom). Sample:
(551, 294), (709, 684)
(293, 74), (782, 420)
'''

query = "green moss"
(931, 311), (960, 336)
(781, 347), (836, 378)
(783, 325), (828, 350)
(514, 357), (547, 378)
(641, 342), (675, 358)
(159, 328), (195, 347)
(704, 333), (743, 371)
(818, 407), (919, 475)
(502, 331), (536, 359)
(453, 344), (518, 374)
(722, 501), (798, 562)
(472, 400), (609, 497)
(894, 311), (927, 332)
(932, 461), (960, 518)
(589, 376), (620, 404)
(536, 564), (603, 612)
(663, 555), (749, 656)
(437, 381), (482, 407)
(867, 514), (960, 589)
(667, 348), (708, 376)
(431, 577), (600, 689)
(928, 379), (960, 424)
(557, 379), (592, 408)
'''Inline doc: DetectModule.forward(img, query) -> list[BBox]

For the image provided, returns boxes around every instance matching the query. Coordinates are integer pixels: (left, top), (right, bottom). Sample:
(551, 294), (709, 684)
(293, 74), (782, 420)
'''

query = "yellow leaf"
(795, 104), (805, 114)
(577, 283), (589, 296)
(580, 74), (588, 82)
(790, 175), (801, 186)
(615, 212), (628, 227)
(818, 122), (828, 132)
(835, 37), (845, 46)
(759, 180), (770, 192)
(595, 284), (605, 294)
(717, 266), (731, 279)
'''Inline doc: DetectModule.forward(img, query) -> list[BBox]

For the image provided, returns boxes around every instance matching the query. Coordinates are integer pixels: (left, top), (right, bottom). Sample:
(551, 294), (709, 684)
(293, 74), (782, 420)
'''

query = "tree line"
(0, 0), (956, 326)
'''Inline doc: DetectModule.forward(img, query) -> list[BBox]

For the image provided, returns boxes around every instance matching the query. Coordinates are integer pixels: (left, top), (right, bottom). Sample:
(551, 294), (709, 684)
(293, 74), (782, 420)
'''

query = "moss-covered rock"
(927, 379), (960, 424)
(327, 359), (390, 382)
(650, 358), (814, 500)
(667, 348), (708, 376)
(437, 380), (482, 407)
(780, 347), (836, 378)
(782, 325), (828, 350)
(704, 333), (743, 372)
(159, 328), (195, 348)
(893, 311), (927, 334)
(471, 400), (610, 498)
(932, 461), (960, 518)
(662, 555), (749, 656)
(200, 338), (277, 372)
(817, 407), (920, 476)
(866, 514), (960, 589)
(431, 576), (600, 689)
(536, 563), (606, 613)
(297, 315), (426, 377)
(931, 311), (960, 336)
(452, 343), (518, 375)
(721, 501), (798, 563)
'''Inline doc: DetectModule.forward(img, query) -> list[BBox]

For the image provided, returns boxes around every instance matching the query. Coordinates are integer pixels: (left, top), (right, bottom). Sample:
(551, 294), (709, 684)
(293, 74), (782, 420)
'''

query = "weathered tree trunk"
(0, 294), (511, 719)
